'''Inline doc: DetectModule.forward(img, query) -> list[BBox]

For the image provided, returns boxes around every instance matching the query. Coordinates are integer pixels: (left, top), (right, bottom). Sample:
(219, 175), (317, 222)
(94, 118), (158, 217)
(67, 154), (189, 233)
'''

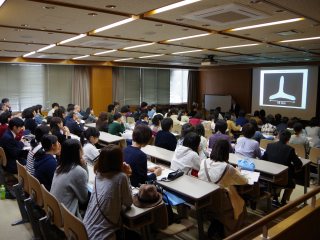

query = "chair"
(260, 139), (274, 149)
(309, 147), (320, 185)
(0, 146), (7, 168)
(11, 161), (30, 226)
(60, 203), (88, 240)
(288, 143), (306, 158)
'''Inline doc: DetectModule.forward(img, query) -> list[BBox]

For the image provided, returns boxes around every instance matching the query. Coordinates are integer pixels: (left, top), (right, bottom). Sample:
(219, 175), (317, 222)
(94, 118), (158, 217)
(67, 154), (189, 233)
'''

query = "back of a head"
(98, 112), (108, 121)
(22, 106), (35, 119)
(120, 106), (129, 113)
(242, 123), (255, 138)
(161, 118), (173, 132)
(275, 113), (282, 121)
(309, 117), (319, 127)
(58, 139), (82, 174)
(140, 102), (148, 109)
(139, 113), (148, 120)
(113, 112), (122, 121)
(0, 111), (12, 124)
(195, 124), (205, 137)
(67, 104), (75, 112)
(253, 110), (260, 117)
(1, 98), (9, 104)
(107, 104), (115, 113)
(152, 114), (163, 126)
(279, 130), (291, 144)
(41, 134), (58, 151)
(193, 112), (202, 119)
(249, 119), (258, 130)
(50, 116), (62, 129)
(210, 139), (229, 162)
(94, 144), (122, 174)
(9, 117), (24, 130)
(224, 112), (231, 120)
(181, 123), (195, 138)
(214, 120), (227, 134)
(52, 102), (59, 109)
(132, 124), (152, 145)
(293, 122), (303, 134)
(81, 127), (100, 145)
(259, 109), (266, 117)
(281, 116), (289, 124)
(265, 114), (275, 124)
(34, 125), (51, 142)
(183, 132), (200, 152)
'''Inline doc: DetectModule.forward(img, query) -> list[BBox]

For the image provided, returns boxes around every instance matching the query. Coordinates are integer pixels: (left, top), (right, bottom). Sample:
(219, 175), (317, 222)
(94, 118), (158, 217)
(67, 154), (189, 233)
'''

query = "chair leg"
(25, 198), (43, 240)
(39, 216), (49, 240)
(11, 183), (29, 226)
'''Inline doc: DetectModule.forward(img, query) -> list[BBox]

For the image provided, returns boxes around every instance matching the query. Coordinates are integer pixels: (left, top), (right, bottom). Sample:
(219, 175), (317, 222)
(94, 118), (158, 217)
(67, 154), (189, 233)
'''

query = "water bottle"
(0, 185), (5, 200)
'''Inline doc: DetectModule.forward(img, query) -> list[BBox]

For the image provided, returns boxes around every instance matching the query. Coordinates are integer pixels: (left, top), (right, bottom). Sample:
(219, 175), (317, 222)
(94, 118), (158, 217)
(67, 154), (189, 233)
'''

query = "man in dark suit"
(262, 130), (302, 205)
(0, 117), (25, 174)
(65, 111), (84, 137)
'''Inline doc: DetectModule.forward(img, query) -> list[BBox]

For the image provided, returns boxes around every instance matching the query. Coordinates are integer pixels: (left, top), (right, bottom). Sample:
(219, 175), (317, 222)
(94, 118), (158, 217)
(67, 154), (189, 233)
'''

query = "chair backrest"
(26, 171), (44, 207)
(60, 203), (88, 240)
(288, 143), (306, 158)
(126, 117), (135, 124)
(260, 139), (274, 149)
(16, 160), (29, 194)
(41, 184), (63, 228)
(0, 147), (7, 167)
(309, 147), (320, 165)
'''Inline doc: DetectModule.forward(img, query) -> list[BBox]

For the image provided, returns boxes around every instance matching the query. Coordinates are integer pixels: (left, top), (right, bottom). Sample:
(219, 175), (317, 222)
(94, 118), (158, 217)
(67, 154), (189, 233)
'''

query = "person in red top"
(0, 111), (11, 138)
(189, 112), (202, 126)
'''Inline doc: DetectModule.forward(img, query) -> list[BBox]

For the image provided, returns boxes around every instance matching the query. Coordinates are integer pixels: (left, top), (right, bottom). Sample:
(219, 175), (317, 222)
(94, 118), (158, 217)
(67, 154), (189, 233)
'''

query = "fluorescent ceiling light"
(37, 44), (56, 52)
(114, 58), (133, 62)
(93, 17), (136, 34)
(0, 0), (6, 7)
(72, 55), (90, 60)
(123, 42), (155, 50)
(58, 34), (87, 45)
(139, 54), (164, 59)
(23, 51), (36, 57)
(279, 36), (320, 43)
(150, 0), (201, 15)
(216, 43), (260, 50)
(166, 33), (211, 42)
(229, 18), (304, 31)
(93, 50), (117, 55)
(172, 49), (203, 55)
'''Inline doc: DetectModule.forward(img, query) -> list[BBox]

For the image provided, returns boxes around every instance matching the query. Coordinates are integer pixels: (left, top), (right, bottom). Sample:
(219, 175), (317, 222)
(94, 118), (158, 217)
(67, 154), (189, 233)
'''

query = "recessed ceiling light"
(93, 17), (137, 34)
(155, 24), (163, 27)
(23, 51), (36, 57)
(1, 38), (6, 41)
(88, 13), (98, 16)
(105, 5), (116, 9)
(176, 18), (184, 21)
(93, 50), (117, 56)
(114, 58), (133, 62)
(304, 58), (311, 61)
(275, 9), (285, 13)
(215, 43), (260, 50)
(172, 49), (203, 55)
(123, 42), (155, 50)
(41, 27), (47, 30)
(58, 34), (87, 45)
(15, 29), (23, 32)
(56, 28), (62, 31)
(148, 0), (201, 15)
(43, 6), (55, 10)
(139, 54), (164, 59)
(166, 33), (211, 42)
(37, 44), (56, 52)
(21, 24), (29, 27)
(0, 0), (6, 8)
(72, 55), (90, 60)
(279, 36), (320, 43)
(202, 24), (210, 27)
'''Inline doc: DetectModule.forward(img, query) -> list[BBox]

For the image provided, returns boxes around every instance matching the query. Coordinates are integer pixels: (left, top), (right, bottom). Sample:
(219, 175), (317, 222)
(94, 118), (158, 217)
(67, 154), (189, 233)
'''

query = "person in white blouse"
(81, 127), (100, 162)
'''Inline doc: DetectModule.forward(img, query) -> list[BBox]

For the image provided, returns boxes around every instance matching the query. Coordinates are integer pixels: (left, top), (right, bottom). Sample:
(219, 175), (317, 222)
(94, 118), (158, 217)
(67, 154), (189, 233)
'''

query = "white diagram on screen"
(269, 76), (296, 103)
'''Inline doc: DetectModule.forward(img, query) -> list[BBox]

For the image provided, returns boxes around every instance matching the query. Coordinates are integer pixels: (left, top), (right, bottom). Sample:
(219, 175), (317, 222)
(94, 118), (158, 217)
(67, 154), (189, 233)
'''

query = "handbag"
(237, 159), (255, 171)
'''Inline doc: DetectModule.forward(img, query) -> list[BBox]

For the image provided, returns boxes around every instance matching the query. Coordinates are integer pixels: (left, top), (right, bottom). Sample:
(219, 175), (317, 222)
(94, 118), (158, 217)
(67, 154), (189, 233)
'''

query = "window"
(0, 63), (73, 111)
(170, 69), (189, 104)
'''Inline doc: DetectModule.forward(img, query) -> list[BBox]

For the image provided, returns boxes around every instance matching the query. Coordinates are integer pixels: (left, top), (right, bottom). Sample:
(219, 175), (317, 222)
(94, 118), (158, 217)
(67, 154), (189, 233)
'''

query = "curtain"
(187, 70), (199, 112)
(72, 66), (90, 109)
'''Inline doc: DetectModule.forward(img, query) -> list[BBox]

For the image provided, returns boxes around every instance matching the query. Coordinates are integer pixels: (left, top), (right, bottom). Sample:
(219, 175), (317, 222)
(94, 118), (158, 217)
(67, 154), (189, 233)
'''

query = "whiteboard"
(204, 95), (232, 112)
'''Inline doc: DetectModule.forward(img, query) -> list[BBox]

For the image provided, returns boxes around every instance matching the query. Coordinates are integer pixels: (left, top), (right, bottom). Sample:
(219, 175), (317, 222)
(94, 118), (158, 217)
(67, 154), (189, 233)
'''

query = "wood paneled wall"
(90, 66), (113, 114)
(199, 68), (252, 113)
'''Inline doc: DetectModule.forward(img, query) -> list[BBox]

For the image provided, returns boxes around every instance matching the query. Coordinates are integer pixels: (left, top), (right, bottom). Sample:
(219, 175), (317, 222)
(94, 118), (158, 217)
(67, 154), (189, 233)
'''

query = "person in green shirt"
(108, 113), (125, 136)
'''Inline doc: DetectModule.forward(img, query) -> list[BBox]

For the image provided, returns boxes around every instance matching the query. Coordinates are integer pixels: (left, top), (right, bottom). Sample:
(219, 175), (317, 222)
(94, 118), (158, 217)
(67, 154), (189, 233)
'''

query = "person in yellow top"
(224, 112), (241, 138)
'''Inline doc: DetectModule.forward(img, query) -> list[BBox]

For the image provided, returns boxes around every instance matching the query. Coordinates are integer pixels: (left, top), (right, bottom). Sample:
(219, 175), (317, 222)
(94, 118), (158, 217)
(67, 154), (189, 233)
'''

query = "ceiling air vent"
(183, 3), (268, 26)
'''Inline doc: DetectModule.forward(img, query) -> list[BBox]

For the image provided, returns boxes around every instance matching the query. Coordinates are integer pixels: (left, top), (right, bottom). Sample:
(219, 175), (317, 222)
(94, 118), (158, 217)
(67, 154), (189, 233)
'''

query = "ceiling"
(0, 0), (320, 68)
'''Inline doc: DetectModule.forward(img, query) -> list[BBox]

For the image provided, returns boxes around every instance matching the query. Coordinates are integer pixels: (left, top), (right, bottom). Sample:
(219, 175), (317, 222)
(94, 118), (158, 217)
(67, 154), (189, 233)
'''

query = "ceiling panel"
(42, 46), (105, 55)
(0, 42), (44, 52)
(30, 53), (80, 59)
(0, 0), (127, 33)
(0, 51), (24, 57)
(95, 51), (149, 58)
(278, 40), (320, 51)
(94, 19), (207, 42)
(53, 0), (180, 15)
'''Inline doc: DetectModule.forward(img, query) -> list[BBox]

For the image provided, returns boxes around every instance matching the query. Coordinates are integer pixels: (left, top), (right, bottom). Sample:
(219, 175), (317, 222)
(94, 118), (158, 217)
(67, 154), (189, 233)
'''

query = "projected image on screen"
(260, 69), (308, 109)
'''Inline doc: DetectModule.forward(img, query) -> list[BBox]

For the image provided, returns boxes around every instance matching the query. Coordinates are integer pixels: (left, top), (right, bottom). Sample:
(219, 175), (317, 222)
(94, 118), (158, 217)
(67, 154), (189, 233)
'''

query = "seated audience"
(124, 125), (161, 187)
(289, 122), (310, 151)
(250, 119), (265, 143)
(276, 116), (289, 132)
(305, 117), (320, 147)
(96, 112), (109, 132)
(83, 107), (97, 124)
(50, 116), (71, 144)
(53, 106), (67, 125)
(34, 104), (44, 125)
(225, 112), (241, 137)
(65, 111), (85, 137)
(0, 111), (11, 138)
(274, 113), (282, 126)
(51, 139), (88, 218)
(135, 113), (149, 126)
(177, 123), (194, 146)
(235, 123), (261, 159)
(108, 113), (125, 136)
(106, 104), (115, 124)
(84, 145), (132, 239)
(26, 125), (50, 175)
(0, 117), (25, 174)
(171, 132), (201, 176)
(150, 114), (163, 137)
(250, 110), (263, 126)
(169, 108), (180, 125)
(81, 127), (100, 162)
(177, 109), (189, 123)
(195, 124), (208, 160)
(208, 120), (233, 152)
(48, 102), (59, 117)
(261, 114), (277, 137)
(262, 130), (302, 205)
(198, 139), (248, 238)
(155, 118), (177, 151)
(189, 112), (202, 126)
(34, 135), (61, 190)
(235, 110), (248, 127)
(148, 104), (156, 119)
(22, 106), (37, 134)
(259, 109), (266, 124)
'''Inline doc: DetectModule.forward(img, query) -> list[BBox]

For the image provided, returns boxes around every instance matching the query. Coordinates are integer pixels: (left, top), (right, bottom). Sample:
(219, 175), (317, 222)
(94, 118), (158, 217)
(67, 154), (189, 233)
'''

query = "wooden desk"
(229, 153), (288, 185)
(296, 158), (311, 194)
(142, 145), (174, 164)
(157, 174), (220, 239)
(85, 122), (96, 128)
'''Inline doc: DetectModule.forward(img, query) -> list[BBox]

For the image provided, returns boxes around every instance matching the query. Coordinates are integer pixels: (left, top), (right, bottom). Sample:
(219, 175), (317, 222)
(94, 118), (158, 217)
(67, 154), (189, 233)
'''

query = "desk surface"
(85, 122), (96, 128)
(157, 174), (219, 200)
(99, 131), (125, 143)
(142, 145), (174, 163)
(229, 153), (288, 176)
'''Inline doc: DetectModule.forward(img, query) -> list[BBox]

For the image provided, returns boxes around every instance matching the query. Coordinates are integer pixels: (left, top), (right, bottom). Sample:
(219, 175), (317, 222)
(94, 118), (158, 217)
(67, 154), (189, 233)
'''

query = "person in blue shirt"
(155, 118), (177, 151)
(235, 110), (248, 127)
(123, 125), (161, 187)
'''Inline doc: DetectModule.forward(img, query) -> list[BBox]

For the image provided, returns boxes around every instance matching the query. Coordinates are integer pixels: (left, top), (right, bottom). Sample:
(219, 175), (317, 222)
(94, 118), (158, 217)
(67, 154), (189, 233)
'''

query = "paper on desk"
(147, 162), (174, 180)
(241, 170), (260, 185)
